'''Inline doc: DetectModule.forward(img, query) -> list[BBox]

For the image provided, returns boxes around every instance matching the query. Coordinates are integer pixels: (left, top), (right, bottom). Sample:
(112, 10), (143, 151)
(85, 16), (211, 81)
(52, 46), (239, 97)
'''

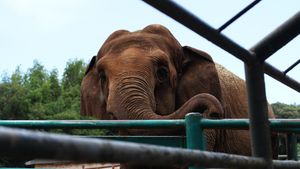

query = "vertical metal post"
(287, 133), (298, 161)
(245, 61), (273, 168)
(185, 113), (206, 169)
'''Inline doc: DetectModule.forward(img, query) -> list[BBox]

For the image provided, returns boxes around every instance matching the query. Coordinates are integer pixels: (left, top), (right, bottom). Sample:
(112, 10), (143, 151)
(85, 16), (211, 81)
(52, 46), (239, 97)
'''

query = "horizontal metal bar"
(275, 128), (300, 133)
(273, 160), (300, 169)
(284, 59), (300, 75)
(1, 119), (300, 131)
(250, 12), (300, 61)
(200, 119), (249, 129)
(270, 119), (300, 128)
(0, 120), (185, 129)
(0, 126), (299, 169)
(218, 0), (261, 32)
(202, 119), (300, 129)
(143, 0), (300, 93)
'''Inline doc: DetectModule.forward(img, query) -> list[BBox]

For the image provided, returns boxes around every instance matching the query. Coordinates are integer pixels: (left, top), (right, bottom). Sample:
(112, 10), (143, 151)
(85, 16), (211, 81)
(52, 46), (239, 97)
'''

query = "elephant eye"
(156, 66), (169, 83)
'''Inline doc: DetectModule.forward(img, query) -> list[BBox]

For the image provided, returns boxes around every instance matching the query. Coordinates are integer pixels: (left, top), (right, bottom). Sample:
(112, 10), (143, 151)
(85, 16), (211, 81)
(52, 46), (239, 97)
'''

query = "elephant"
(80, 24), (277, 168)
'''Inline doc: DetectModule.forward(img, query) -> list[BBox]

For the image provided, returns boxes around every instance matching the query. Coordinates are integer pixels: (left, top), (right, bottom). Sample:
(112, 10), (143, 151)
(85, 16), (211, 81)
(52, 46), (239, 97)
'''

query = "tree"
(24, 61), (50, 104)
(49, 69), (61, 100)
(272, 102), (300, 118)
(62, 59), (85, 89)
(60, 59), (86, 117)
(24, 60), (48, 89)
(0, 67), (29, 119)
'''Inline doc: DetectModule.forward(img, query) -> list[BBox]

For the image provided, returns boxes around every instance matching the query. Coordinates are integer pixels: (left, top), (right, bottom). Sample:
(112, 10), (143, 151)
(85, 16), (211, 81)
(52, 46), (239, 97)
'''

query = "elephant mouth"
(106, 112), (118, 120)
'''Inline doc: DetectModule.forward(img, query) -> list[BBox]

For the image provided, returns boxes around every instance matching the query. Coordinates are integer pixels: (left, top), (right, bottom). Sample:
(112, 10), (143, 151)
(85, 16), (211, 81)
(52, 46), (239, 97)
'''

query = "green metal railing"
(2, 118), (300, 130)
(1, 113), (299, 167)
(0, 0), (298, 168)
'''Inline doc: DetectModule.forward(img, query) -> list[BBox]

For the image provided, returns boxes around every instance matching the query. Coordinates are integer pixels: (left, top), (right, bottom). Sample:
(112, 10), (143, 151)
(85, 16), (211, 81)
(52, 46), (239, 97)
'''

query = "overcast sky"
(0, 0), (299, 104)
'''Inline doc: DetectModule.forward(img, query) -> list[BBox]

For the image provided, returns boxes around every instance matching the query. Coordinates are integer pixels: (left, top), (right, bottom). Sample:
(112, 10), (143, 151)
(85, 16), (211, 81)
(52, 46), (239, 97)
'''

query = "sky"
(0, 0), (299, 104)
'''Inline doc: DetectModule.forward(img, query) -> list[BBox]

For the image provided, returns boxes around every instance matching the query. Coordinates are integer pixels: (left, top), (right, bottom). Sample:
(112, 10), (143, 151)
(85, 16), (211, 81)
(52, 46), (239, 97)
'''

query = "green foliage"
(62, 59), (85, 90)
(49, 69), (61, 100)
(0, 59), (107, 135)
(0, 67), (30, 119)
(271, 102), (300, 118)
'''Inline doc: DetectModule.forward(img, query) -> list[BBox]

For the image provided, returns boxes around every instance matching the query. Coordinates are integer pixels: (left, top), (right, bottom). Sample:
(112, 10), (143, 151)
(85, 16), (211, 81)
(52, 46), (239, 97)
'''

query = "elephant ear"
(182, 46), (213, 64)
(80, 56), (108, 119)
(81, 30), (130, 119)
(84, 56), (97, 75)
(176, 46), (223, 119)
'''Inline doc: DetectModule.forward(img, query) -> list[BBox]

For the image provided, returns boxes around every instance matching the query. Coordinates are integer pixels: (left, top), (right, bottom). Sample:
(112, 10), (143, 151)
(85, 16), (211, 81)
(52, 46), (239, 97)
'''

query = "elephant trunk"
(142, 93), (223, 120)
(107, 73), (156, 120)
(166, 93), (223, 119)
(109, 74), (223, 121)
(109, 74), (223, 144)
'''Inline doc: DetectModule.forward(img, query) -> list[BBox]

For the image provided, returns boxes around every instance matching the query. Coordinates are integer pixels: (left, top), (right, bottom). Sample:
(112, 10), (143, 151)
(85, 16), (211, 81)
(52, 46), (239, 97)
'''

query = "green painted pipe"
(0, 119), (299, 131)
(0, 120), (185, 129)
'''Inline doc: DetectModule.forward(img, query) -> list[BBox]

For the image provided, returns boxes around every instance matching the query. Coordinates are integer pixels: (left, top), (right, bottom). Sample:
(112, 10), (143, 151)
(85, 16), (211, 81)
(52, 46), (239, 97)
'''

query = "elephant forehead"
(102, 33), (173, 55)
(103, 48), (173, 70)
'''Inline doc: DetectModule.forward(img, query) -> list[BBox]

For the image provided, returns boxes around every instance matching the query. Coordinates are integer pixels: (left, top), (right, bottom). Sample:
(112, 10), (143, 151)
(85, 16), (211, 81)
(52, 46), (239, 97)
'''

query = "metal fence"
(1, 114), (300, 168)
(142, 0), (300, 168)
(0, 0), (299, 168)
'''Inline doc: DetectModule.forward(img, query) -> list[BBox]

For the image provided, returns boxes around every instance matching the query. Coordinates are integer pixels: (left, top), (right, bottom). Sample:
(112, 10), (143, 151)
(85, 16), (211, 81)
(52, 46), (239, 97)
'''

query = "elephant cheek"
(155, 87), (176, 115)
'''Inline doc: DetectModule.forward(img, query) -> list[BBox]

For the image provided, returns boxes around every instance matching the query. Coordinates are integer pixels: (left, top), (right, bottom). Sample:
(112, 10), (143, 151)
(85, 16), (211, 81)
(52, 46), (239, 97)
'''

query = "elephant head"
(81, 25), (222, 119)
(80, 25), (280, 162)
(81, 24), (224, 149)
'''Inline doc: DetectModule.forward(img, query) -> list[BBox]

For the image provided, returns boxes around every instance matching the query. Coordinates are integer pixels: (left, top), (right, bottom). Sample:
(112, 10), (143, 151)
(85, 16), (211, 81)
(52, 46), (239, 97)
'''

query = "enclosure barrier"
(1, 113), (300, 168)
(2, 118), (300, 130)
(1, 0), (299, 168)
(0, 126), (268, 169)
(142, 0), (300, 168)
